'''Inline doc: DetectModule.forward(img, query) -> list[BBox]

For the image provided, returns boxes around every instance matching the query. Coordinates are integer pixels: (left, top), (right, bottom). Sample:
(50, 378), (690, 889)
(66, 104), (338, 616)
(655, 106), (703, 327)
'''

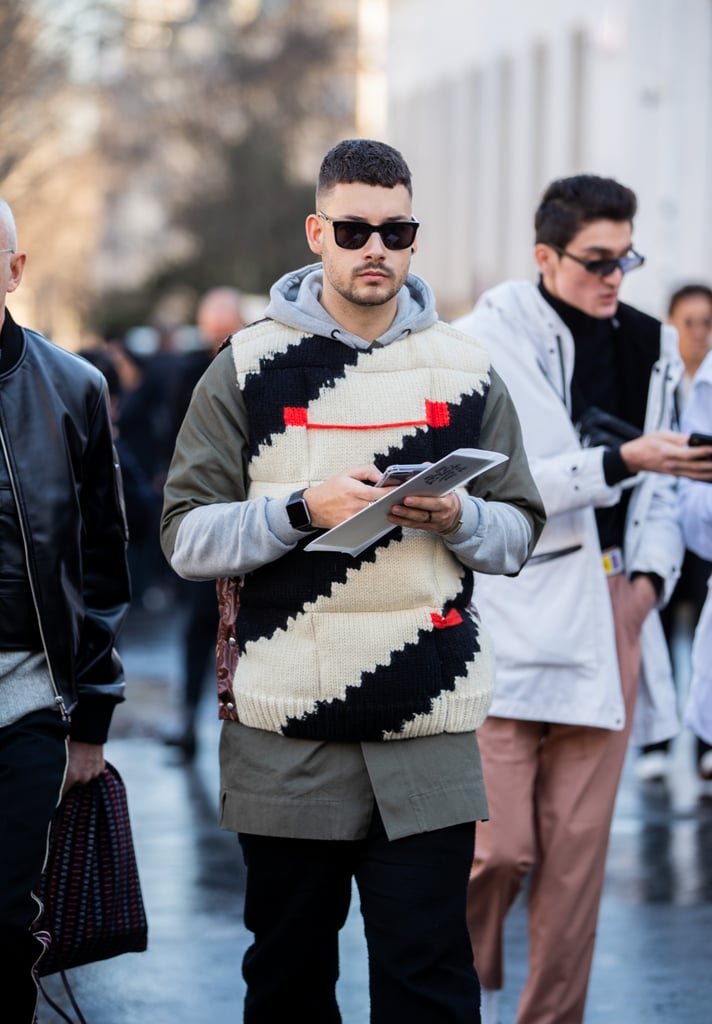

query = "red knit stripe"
(283, 400), (450, 430)
(430, 608), (463, 629)
(283, 406), (309, 426)
(425, 400), (450, 426)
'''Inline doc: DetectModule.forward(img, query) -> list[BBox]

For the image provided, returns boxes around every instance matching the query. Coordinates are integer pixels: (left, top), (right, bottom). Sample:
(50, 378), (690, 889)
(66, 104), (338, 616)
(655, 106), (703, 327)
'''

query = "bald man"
(164, 285), (245, 759)
(197, 286), (246, 357)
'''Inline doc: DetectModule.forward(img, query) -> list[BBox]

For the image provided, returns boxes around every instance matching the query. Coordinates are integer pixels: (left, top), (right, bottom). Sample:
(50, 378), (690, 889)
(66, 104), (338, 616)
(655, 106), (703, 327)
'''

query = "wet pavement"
(40, 600), (712, 1023)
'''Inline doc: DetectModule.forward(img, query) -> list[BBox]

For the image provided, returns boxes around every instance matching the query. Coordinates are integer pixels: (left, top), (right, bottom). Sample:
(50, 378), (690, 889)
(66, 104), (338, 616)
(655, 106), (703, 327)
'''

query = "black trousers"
(0, 709), (68, 1023)
(239, 808), (481, 1024)
(182, 580), (219, 717)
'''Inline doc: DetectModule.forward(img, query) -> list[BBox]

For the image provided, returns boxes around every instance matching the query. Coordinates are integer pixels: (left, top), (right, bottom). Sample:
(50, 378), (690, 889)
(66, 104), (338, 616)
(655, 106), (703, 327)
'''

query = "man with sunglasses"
(161, 138), (545, 1024)
(455, 174), (712, 1024)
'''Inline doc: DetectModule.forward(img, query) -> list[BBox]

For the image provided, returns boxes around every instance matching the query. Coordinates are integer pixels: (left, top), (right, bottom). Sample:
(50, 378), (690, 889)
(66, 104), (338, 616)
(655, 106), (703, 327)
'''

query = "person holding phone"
(678, 351), (712, 787)
(160, 139), (545, 1024)
(636, 283), (712, 783)
(455, 174), (712, 1024)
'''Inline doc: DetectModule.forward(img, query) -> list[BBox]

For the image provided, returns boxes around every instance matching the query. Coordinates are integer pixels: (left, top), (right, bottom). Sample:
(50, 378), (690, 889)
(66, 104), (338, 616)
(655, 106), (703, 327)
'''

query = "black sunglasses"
(553, 245), (645, 278)
(318, 211), (419, 251)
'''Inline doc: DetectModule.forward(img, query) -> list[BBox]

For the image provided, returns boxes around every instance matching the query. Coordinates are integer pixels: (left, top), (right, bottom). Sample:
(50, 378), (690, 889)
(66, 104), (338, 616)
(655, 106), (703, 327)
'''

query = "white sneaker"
(634, 750), (669, 783)
(480, 986), (501, 1024)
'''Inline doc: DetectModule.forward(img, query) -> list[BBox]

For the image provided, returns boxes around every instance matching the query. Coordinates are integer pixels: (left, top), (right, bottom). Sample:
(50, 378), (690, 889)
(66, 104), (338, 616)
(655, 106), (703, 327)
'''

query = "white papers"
(304, 448), (508, 556)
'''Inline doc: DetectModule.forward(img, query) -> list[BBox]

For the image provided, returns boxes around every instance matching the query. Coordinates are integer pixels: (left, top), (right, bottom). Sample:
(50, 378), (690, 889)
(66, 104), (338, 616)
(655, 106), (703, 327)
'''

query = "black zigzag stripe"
(370, 387), (490, 475)
(424, 387), (489, 461)
(242, 335), (363, 456)
(236, 528), (402, 648)
(282, 609), (481, 741)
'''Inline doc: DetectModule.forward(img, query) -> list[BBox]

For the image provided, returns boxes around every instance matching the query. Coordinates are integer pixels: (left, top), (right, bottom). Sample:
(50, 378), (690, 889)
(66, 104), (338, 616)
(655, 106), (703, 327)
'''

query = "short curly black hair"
(316, 139), (412, 201)
(535, 174), (637, 247)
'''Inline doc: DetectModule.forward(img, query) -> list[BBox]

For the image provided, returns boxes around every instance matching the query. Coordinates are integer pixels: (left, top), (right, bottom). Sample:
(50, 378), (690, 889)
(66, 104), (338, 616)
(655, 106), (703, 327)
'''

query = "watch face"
(287, 490), (312, 531)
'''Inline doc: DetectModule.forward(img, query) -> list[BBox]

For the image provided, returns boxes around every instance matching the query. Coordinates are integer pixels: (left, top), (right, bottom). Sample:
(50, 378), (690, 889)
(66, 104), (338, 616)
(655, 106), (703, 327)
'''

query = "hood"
(264, 262), (439, 350)
(474, 280), (564, 349)
(463, 279), (577, 393)
(472, 278), (678, 365)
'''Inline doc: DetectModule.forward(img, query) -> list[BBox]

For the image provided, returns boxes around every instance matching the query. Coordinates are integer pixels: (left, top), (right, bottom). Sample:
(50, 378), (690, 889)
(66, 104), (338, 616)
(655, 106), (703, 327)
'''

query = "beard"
(328, 264), (406, 308)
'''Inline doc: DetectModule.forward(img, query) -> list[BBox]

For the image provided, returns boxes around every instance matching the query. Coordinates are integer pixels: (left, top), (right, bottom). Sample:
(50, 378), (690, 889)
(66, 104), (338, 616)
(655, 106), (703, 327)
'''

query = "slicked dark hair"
(668, 283), (712, 317)
(316, 139), (412, 201)
(535, 174), (637, 247)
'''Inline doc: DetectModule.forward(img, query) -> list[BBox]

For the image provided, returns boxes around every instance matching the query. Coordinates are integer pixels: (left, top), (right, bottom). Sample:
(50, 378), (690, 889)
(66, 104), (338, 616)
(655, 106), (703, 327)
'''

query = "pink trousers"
(467, 574), (644, 1024)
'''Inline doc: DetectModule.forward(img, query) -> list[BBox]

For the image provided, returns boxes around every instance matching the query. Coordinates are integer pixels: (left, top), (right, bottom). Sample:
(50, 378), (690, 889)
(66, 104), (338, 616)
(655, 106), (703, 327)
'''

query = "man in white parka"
(455, 174), (712, 1024)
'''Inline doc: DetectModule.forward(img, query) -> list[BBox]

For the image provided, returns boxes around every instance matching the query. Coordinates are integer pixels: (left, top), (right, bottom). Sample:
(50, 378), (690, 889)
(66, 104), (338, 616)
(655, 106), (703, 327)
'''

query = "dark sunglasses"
(553, 245), (645, 277)
(318, 211), (419, 251)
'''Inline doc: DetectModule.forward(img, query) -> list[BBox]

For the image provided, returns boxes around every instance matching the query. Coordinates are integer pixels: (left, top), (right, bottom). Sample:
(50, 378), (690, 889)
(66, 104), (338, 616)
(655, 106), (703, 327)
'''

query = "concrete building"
(382, 0), (712, 319)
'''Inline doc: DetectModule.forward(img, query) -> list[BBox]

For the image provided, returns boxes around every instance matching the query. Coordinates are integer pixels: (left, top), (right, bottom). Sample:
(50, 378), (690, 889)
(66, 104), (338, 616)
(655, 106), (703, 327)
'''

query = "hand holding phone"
(375, 464), (430, 487)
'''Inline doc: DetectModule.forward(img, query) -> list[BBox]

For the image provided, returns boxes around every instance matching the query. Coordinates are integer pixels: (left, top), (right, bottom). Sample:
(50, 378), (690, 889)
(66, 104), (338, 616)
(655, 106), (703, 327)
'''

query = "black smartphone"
(689, 432), (712, 447)
(375, 464), (430, 487)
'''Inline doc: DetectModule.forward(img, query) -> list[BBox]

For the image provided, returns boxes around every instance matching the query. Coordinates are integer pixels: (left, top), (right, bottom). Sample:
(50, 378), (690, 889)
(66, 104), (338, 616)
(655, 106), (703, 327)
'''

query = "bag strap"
(215, 576), (241, 721)
(39, 971), (89, 1024)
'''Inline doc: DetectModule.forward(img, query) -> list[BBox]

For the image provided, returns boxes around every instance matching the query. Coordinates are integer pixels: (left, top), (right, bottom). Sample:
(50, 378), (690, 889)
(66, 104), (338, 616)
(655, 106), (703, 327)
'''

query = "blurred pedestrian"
(669, 283), (712, 403)
(637, 282), (712, 782)
(677, 349), (712, 791)
(166, 287), (247, 448)
(0, 198), (131, 1022)
(455, 174), (712, 1024)
(161, 138), (545, 1024)
(164, 287), (246, 760)
(106, 328), (179, 609)
(78, 345), (162, 551)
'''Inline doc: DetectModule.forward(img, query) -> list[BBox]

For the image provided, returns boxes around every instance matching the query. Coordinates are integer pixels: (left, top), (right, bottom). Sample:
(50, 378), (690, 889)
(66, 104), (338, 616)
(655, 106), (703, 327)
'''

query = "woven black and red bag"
(35, 761), (148, 978)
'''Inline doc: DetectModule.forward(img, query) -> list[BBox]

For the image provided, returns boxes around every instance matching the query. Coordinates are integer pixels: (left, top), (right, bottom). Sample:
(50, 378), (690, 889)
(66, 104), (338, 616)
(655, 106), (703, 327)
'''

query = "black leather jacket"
(0, 318), (131, 743)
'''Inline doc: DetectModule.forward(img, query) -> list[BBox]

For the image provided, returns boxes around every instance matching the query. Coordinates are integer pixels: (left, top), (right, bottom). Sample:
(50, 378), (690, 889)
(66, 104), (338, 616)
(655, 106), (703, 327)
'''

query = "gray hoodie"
(264, 262), (439, 349)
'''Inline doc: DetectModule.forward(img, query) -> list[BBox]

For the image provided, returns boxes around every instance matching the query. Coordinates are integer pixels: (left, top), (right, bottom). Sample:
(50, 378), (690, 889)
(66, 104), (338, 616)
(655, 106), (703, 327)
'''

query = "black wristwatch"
(286, 488), (313, 532)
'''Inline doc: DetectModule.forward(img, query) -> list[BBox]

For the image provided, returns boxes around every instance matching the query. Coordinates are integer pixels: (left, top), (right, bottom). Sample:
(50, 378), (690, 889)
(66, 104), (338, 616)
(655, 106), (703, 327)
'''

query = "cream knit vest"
(229, 319), (496, 741)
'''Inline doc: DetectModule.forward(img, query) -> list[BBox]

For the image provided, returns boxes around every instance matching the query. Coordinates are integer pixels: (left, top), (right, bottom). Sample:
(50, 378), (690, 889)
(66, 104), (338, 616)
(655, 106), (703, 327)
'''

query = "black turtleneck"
(539, 282), (624, 421)
(0, 309), (24, 372)
(538, 280), (661, 552)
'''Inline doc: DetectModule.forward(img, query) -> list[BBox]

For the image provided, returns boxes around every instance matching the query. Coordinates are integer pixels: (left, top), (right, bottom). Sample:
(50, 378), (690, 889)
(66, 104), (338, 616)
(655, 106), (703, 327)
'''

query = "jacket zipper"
(653, 359), (674, 431)
(0, 422), (68, 719)
(527, 543), (583, 564)
(555, 335), (568, 408)
(535, 335), (570, 413)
